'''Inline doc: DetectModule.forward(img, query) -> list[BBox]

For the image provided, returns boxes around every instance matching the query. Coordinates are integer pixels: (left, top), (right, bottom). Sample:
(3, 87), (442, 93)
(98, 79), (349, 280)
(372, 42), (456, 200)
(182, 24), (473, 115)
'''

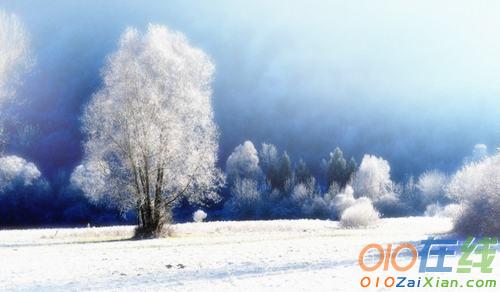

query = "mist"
(2, 0), (499, 181)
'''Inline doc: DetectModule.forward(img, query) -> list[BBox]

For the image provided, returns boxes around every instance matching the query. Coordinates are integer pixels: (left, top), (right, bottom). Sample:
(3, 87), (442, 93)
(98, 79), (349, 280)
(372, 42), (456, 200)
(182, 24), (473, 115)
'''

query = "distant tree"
(347, 157), (357, 181)
(323, 147), (356, 189)
(73, 25), (223, 237)
(271, 151), (292, 191)
(294, 159), (311, 184)
(0, 10), (32, 152)
(328, 148), (347, 187)
(224, 178), (261, 219)
(226, 141), (261, 183)
(259, 143), (278, 176)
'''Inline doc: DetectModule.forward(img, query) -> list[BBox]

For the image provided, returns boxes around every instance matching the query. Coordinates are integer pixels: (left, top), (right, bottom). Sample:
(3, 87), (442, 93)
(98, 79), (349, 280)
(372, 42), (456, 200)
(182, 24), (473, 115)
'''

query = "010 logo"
(357, 237), (498, 288)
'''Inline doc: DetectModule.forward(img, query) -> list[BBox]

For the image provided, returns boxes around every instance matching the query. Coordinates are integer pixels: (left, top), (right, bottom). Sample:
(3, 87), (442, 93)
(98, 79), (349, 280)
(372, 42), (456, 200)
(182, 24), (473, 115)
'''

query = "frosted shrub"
(193, 210), (207, 222)
(447, 153), (500, 235)
(340, 197), (379, 228)
(0, 155), (41, 190)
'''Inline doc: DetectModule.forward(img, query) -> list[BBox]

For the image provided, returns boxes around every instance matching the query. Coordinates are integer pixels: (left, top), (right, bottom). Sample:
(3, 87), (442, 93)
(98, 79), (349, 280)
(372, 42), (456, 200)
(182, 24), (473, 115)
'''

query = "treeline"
(218, 140), (448, 222)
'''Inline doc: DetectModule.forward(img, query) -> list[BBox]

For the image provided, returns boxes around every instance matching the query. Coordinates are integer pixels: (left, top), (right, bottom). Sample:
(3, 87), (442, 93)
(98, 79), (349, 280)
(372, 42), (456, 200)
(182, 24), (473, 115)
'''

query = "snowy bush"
(193, 209), (207, 222)
(340, 197), (380, 228)
(0, 155), (41, 190)
(446, 153), (500, 235)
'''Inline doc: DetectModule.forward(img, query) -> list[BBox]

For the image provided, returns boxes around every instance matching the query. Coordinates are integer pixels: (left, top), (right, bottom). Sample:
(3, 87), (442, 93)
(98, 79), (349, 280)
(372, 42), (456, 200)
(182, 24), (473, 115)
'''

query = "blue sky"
(2, 0), (500, 179)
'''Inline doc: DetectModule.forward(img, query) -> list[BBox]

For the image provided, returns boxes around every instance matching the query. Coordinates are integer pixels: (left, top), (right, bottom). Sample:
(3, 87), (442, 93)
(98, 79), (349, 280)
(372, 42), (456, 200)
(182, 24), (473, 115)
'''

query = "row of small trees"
(222, 140), (499, 235)
(223, 141), (382, 221)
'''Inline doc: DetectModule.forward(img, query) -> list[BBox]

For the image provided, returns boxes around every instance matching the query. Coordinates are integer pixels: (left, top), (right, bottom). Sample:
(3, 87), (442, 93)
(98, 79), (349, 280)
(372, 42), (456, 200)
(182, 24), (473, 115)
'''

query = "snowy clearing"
(0, 217), (497, 291)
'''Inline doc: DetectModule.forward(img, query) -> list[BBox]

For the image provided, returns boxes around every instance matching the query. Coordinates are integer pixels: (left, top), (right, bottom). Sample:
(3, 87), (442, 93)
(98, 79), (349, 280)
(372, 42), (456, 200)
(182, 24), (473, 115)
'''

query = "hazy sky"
(2, 0), (500, 180)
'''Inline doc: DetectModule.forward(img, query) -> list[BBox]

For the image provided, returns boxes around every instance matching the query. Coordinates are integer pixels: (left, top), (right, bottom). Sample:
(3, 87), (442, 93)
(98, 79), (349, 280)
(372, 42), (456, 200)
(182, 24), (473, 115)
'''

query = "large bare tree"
(72, 24), (223, 237)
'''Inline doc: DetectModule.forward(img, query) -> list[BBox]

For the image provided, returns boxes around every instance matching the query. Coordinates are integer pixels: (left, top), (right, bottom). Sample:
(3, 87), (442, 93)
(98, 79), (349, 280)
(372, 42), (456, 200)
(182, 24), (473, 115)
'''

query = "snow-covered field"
(0, 217), (497, 291)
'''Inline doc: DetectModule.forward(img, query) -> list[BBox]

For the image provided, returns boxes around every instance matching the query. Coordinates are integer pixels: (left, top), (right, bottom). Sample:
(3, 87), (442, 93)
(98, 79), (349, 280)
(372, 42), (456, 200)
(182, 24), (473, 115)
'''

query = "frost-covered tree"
(271, 151), (292, 191)
(347, 157), (357, 180)
(447, 153), (500, 235)
(352, 154), (394, 201)
(0, 10), (32, 151)
(322, 147), (356, 189)
(226, 141), (261, 183)
(290, 180), (315, 203)
(294, 159), (311, 184)
(225, 178), (261, 219)
(76, 25), (223, 237)
(326, 148), (347, 187)
(259, 143), (278, 175)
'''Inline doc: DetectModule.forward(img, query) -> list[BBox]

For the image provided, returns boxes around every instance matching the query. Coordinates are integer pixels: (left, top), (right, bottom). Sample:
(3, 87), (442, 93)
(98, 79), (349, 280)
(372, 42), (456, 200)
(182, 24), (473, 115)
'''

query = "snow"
(0, 217), (497, 291)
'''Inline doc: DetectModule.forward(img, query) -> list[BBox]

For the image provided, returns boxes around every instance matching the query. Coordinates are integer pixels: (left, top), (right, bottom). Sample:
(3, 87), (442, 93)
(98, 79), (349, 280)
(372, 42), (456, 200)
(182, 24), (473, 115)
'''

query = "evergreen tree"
(324, 147), (357, 188)
(270, 152), (292, 190)
(295, 159), (311, 184)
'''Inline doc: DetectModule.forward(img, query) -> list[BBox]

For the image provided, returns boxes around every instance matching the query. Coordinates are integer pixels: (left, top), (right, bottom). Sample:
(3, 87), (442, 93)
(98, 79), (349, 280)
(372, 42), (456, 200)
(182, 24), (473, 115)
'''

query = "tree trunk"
(135, 200), (172, 238)
(134, 166), (172, 238)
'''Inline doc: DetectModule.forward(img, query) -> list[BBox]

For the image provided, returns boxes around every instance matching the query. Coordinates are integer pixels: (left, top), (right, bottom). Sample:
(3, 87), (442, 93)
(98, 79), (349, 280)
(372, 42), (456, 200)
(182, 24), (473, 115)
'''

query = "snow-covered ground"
(0, 217), (498, 291)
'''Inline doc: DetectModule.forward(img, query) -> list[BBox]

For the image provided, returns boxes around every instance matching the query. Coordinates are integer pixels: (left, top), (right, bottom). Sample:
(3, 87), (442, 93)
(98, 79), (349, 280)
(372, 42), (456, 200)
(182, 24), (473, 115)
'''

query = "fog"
(3, 0), (500, 181)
